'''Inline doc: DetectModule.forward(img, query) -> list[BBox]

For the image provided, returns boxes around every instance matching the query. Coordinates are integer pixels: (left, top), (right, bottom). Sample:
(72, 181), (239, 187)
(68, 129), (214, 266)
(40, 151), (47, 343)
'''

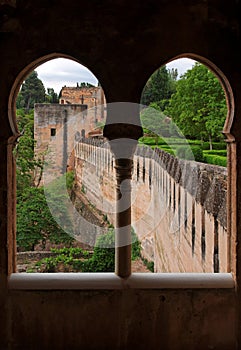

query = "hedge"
(204, 154), (227, 167)
(139, 136), (167, 146)
(155, 146), (175, 156)
(176, 145), (204, 162)
(204, 150), (227, 157)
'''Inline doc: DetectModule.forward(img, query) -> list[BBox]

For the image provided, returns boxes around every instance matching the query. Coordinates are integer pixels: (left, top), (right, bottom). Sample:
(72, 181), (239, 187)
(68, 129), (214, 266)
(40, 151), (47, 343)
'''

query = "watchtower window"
(51, 128), (56, 137)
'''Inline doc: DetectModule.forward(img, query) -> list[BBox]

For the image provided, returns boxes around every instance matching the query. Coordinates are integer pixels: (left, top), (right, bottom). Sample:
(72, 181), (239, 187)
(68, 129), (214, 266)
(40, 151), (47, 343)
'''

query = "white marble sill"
(8, 272), (235, 290)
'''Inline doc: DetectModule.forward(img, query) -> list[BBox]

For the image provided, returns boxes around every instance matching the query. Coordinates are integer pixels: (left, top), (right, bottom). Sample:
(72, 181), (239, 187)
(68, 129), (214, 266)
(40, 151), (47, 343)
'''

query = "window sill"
(8, 272), (235, 290)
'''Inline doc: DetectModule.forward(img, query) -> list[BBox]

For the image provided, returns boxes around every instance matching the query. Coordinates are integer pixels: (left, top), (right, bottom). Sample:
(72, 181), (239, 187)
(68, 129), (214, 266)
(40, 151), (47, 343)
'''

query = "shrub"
(176, 145), (204, 162)
(82, 227), (141, 272)
(139, 136), (168, 146)
(139, 137), (156, 145)
(200, 142), (210, 150)
(204, 154), (227, 167)
(212, 142), (226, 150)
(176, 146), (187, 159)
(154, 146), (175, 156)
(131, 229), (141, 260)
(189, 146), (204, 162)
(33, 229), (141, 273)
(141, 258), (154, 272)
(33, 247), (92, 272)
(204, 150), (227, 157)
(66, 170), (75, 190)
(81, 229), (115, 272)
(165, 149), (175, 156)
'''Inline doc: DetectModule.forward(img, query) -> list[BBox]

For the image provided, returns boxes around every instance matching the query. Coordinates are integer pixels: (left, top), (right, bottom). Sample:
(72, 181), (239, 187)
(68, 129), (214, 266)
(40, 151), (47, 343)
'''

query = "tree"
(141, 65), (177, 110)
(17, 186), (73, 251)
(46, 88), (58, 103)
(140, 103), (173, 140)
(15, 108), (74, 251)
(166, 63), (227, 149)
(16, 71), (46, 112)
(78, 82), (95, 88)
(14, 109), (44, 193)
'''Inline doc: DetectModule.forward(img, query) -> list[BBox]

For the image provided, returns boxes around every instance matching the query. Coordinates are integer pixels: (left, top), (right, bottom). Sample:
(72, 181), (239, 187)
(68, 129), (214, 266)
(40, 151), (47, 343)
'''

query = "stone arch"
(8, 53), (106, 137)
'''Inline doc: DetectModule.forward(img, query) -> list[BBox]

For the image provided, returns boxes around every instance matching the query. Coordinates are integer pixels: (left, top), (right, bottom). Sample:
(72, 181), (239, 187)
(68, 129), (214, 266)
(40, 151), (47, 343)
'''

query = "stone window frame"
(7, 53), (235, 290)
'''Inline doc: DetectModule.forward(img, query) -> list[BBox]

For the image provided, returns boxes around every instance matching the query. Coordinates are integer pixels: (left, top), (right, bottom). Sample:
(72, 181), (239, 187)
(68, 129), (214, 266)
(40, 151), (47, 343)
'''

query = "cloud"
(35, 57), (196, 95)
(166, 58), (196, 78)
(36, 58), (98, 94)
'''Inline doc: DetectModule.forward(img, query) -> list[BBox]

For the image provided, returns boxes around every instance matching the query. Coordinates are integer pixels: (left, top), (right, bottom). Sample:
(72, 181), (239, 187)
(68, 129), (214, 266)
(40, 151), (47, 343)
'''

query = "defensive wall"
(75, 139), (228, 273)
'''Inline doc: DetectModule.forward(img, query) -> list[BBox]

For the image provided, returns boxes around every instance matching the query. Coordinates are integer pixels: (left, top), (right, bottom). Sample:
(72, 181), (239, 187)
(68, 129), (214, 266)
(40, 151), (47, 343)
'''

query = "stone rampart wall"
(74, 140), (228, 273)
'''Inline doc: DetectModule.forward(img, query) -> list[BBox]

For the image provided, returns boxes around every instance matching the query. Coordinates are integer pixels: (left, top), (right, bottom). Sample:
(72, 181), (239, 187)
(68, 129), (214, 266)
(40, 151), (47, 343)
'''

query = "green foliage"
(210, 142), (227, 150)
(204, 149), (227, 156)
(176, 145), (204, 162)
(46, 88), (58, 103)
(139, 136), (160, 145)
(188, 146), (204, 162)
(140, 135), (226, 163)
(34, 247), (92, 272)
(17, 187), (73, 251)
(154, 146), (175, 156)
(142, 258), (154, 272)
(16, 71), (46, 112)
(81, 228), (115, 272)
(66, 171), (75, 191)
(81, 184), (86, 194)
(78, 82), (95, 88)
(165, 63), (227, 149)
(175, 146), (187, 159)
(15, 81), (77, 253)
(50, 246), (91, 258)
(141, 106), (169, 139)
(44, 175), (77, 236)
(15, 108), (75, 251)
(204, 154), (227, 167)
(141, 65), (177, 110)
(81, 227), (141, 272)
(14, 109), (45, 193)
(140, 105), (176, 139)
(131, 229), (141, 260)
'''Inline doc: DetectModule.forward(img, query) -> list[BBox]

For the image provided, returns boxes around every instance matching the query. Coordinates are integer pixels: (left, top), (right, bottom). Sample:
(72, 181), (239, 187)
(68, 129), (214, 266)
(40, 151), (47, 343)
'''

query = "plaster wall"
(7, 289), (236, 350)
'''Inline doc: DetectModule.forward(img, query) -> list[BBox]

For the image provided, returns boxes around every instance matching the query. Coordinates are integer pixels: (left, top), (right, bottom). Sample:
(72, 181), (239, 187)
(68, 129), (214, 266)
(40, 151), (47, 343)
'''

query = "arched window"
(8, 54), (235, 289)
(138, 56), (233, 273)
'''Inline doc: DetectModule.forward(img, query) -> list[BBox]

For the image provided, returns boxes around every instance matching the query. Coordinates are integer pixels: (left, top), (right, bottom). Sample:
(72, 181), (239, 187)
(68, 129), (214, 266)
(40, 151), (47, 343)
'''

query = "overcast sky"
(36, 59), (98, 94)
(36, 57), (196, 95)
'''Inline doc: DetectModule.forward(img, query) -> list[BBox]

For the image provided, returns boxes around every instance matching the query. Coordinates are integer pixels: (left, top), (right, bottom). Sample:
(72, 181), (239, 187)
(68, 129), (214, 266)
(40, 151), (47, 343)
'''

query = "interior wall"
(0, 1), (240, 349)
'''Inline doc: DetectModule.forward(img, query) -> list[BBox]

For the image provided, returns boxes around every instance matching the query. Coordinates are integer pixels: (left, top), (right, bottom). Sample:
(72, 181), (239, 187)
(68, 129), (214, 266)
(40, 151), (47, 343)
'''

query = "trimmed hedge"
(139, 137), (227, 165)
(139, 136), (167, 145)
(176, 145), (204, 162)
(155, 146), (175, 156)
(204, 150), (227, 157)
(204, 154), (227, 167)
(176, 145), (186, 159)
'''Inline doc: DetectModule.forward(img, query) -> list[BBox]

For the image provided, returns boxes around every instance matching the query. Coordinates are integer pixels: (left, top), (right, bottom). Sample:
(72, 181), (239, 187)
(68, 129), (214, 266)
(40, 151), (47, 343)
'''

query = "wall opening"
(138, 57), (230, 273)
(12, 57), (133, 274)
(50, 128), (56, 137)
(9, 54), (234, 277)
